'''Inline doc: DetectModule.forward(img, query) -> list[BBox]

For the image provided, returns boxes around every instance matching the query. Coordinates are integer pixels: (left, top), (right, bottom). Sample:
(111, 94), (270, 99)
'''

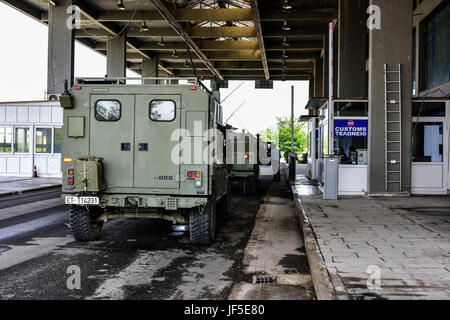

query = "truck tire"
(243, 177), (257, 196)
(274, 170), (281, 182)
(189, 196), (216, 245)
(69, 206), (103, 241)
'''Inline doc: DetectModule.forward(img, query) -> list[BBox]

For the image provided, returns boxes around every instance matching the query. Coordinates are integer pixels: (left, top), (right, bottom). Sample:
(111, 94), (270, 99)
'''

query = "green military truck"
(60, 77), (230, 245)
(227, 131), (281, 195)
(227, 131), (259, 196)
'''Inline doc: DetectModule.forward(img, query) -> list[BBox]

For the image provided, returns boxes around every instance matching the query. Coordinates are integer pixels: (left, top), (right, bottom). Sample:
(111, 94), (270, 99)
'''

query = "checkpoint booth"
(305, 96), (450, 196)
(411, 97), (450, 195)
(305, 98), (369, 196)
(0, 101), (63, 177)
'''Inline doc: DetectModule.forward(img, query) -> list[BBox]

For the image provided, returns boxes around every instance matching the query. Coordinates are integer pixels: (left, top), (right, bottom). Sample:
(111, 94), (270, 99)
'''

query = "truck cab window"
(150, 100), (176, 122)
(95, 100), (121, 122)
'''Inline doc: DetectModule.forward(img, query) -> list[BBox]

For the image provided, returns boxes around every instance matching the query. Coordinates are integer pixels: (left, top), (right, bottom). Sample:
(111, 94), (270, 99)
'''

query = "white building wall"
(0, 101), (62, 177)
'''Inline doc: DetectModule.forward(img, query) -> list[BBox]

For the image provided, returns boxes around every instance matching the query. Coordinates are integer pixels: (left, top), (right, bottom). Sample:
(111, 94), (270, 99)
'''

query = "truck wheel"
(69, 206), (103, 241)
(243, 177), (257, 196)
(274, 170), (281, 182)
(189, 196), (216, 245)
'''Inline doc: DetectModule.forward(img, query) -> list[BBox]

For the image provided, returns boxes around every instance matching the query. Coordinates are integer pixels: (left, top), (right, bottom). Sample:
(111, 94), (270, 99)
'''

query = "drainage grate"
(253, 275), (276, 284)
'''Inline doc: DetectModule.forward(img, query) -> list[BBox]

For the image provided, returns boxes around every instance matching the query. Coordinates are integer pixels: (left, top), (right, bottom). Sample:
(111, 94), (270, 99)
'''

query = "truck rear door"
(89, 95), (135, 188)
(134, 95), (181, 189)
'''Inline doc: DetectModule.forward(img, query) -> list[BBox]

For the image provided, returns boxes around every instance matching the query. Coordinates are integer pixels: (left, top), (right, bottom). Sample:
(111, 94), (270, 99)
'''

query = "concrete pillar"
(324, 34), (329, 98)
(309, 74), (315, 98)
(47, 0), (74, 96)
(210, 79), (221, 101)
(333, 26), (339, 98)
(142, 55), (159, 84)
(324, 26), (339, 98)
(368, 0), (413, 194)
(308, 74), (319, 116)
(314, 54), (324, 97)
(107, 32), (127, 78)
(338, 0), (367, 98)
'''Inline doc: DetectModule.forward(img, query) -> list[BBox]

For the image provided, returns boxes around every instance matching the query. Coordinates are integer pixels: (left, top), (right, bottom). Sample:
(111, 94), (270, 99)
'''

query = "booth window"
(95, 100), (121, 122)
(334, 119), (369, 165)
(334, 102), (368, 117)
(14, 128), (30, 153)
(322, 123), (329, 157)
(35, 128), (52, 154)
(412, 122), (443, 162)
(424, 2), (450, 89)
(412, 102), (445, 117)
(150, 100), (176, 122)
(54, 128), (62, 154)
(0, 127), (12, 153)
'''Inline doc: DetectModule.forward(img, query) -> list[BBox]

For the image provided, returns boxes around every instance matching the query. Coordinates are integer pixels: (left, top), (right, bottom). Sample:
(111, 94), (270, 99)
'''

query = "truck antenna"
(225, 100), (246, 124)
(220, 81), (245, 104)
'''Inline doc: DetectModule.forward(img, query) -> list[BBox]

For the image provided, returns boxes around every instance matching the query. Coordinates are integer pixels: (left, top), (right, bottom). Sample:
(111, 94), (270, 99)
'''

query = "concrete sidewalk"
(229, 168), (315, 300)
(0, 177), (61, 196)
(291, 165), (450, 300)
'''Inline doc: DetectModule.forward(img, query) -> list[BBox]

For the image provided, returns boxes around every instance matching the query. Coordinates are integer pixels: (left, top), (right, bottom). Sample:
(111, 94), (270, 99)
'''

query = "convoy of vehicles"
(60, 78), (280, 244)
(227, 131), (280, 195)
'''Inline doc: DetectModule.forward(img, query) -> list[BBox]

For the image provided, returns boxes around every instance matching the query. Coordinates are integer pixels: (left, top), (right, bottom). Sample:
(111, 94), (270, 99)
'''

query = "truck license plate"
(65, 196), (99, 205)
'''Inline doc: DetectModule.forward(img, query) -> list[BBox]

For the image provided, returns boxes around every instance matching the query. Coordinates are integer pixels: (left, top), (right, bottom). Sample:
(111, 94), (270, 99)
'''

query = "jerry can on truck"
(60, 77), (230, 245)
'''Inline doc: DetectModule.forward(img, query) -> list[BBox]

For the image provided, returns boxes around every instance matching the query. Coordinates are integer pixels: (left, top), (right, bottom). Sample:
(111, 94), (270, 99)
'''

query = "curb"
(289, 180), (337, 300)
(0, 184), (61, 198)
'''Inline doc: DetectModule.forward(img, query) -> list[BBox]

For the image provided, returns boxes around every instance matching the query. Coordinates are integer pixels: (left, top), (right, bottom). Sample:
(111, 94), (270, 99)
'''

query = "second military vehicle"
(60, 77), (230, 245)
(227, 131), (280, 195)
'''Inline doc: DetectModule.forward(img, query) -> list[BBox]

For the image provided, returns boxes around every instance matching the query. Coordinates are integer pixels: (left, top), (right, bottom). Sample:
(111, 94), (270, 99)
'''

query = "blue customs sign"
(334, 119), (368, 137)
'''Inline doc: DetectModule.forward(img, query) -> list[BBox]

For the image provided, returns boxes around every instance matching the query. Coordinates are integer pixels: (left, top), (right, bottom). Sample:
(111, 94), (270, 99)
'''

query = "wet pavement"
(0, 169), (312, 300)
(229, 170), (315, 300)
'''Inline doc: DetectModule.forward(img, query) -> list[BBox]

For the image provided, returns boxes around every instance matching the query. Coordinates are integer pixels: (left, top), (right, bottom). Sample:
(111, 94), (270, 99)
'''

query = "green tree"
(260, 117), (308, 158)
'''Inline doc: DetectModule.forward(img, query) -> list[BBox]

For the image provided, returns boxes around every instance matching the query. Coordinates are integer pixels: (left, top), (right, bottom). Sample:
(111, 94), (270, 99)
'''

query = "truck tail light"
(64, 157), (73, 163)
(244, 154), (249, 160)
(187, 171), (201, 178)
(68, 177), (74, 185)
(68, 169), (74, 176)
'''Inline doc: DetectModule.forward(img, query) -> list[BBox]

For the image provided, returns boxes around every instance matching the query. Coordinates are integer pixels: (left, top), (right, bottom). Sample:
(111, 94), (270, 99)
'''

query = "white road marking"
(88, 249), (234, 300)
(0, 212), (67, 242)
(0, 236), (73, 271)
(0, 198), (63, 222)
(88, 250), (185, 300)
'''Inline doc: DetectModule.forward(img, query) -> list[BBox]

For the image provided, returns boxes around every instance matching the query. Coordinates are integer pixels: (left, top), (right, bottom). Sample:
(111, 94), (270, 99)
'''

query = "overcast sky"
(0, 2), (309, 134)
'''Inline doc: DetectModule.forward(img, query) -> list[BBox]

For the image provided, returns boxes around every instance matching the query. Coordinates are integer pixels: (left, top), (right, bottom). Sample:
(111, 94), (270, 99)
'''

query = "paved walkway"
(229, 167), (315, 300)
(0, 177), (61, 196)
(292, 165), (450, 300)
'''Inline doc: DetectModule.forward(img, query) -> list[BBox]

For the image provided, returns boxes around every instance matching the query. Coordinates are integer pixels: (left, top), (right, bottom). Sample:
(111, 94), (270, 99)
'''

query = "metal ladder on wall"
(384, 64), (402, 193)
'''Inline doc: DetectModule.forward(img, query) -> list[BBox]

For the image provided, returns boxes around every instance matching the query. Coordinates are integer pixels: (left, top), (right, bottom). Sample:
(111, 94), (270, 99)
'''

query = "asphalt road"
(0, 173), (311, 300)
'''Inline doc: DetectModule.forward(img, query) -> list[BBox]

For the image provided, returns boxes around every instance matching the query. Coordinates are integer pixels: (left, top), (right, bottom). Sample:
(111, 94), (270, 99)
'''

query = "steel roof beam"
(95, 40), (322, 52)
(42, 8), (337, 23)
(77, 27), (325, 40)
(129, 61), (314, 71)
(148, 0), (223, 80)
(0, 0), (42, 20)
(188, 26), (256, 38)
(128, 51), (318, 62)
(71, 1), (151, 60)
(250, 0), (269, 80)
